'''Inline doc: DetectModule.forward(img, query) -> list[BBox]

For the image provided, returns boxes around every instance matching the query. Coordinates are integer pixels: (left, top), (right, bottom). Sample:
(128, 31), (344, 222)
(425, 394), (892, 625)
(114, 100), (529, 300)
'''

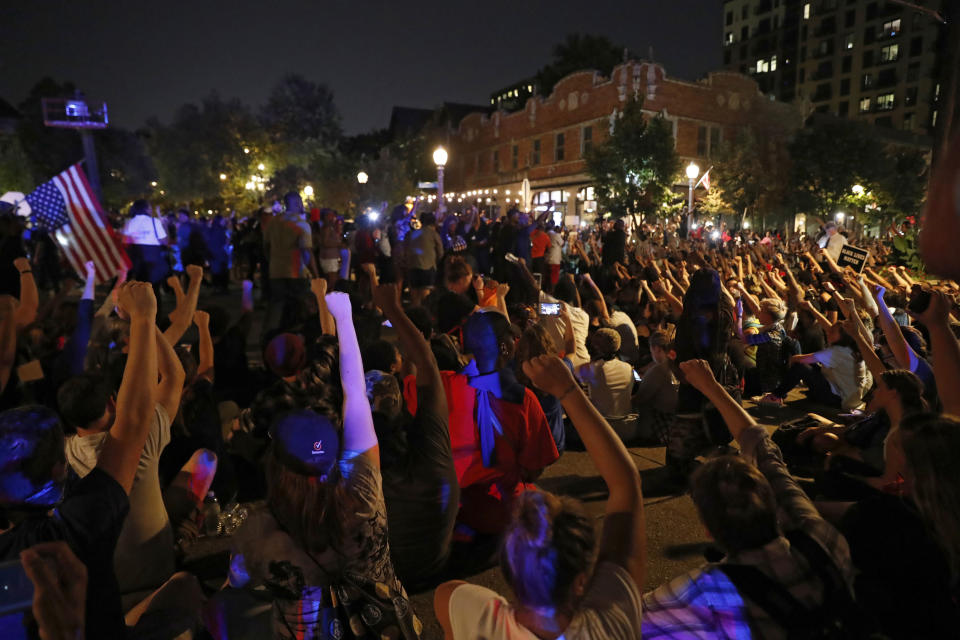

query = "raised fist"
(116, 281), (157, 320)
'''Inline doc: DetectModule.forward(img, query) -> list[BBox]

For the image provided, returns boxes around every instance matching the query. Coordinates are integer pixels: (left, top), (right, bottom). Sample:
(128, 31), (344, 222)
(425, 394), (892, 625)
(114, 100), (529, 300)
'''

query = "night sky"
(3, 0), (721, 135)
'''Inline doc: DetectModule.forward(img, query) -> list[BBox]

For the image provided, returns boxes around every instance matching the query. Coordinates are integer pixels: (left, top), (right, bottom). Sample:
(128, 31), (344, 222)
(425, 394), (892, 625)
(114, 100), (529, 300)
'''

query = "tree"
(260, 74), (341, 172)
(789, 118), (929, 227)
(711, 127), (790, 227)
(788, 118), (887, 219)
(0, 135), (35, 193)
(145, 94), (269, 205)
(585, 97), (679, 219)
(536, 34), (628, 96)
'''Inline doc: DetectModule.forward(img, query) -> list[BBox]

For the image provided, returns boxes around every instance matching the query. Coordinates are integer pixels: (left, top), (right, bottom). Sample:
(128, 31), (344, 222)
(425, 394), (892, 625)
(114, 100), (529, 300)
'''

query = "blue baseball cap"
(269, 410), (340, 478)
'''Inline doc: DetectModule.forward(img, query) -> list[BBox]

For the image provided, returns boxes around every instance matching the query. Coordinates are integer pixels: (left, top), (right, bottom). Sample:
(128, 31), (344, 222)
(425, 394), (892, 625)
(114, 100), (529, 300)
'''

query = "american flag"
(26, 163), (130, 283)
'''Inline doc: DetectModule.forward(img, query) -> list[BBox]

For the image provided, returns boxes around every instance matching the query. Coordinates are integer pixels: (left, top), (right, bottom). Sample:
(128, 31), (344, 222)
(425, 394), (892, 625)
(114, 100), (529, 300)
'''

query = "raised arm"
(193, 310), (214, 382)
(325, 292), (379, 466)
(583, 273), (609, 321)
(310, 278), (336, 336)
(163, 265), (203, 345)
(523, 355), (645, 590)
(373, 283), (447, 418)
(97, 282), (158, 494)
(912, 291), (960, 415)
(155, 324), (185, 420)
(558, 304), (577, 357)
(13, 257), (38, 329)
(872, 285), (917, 370)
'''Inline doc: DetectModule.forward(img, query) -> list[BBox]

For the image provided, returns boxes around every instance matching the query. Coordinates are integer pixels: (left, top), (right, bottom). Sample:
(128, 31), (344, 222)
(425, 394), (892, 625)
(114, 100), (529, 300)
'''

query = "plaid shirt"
(642, 425), (855, 639)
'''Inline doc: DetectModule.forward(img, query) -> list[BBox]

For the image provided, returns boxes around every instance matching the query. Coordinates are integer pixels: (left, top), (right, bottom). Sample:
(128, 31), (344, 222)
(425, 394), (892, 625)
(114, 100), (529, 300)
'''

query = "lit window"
(859, 97), (871, 113)
(725, 32), (735, 44)
(845, 34), (855, 49)
(880, 44), (900, 62)
(527, 85), (532, 92)
(882, 18), (901, 36)
(877, 93), (895, 110)
(770, 55), (777, 71)
(757, 59), (765, 73)
(762, 61), (770, 72)
(804, 3), (810, 19)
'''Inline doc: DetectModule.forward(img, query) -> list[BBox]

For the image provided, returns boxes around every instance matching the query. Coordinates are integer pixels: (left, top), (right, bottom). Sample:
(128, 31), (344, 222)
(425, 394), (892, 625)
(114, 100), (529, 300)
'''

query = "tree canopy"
(536, 34), (628, 96)
(585, 97), (679, 219)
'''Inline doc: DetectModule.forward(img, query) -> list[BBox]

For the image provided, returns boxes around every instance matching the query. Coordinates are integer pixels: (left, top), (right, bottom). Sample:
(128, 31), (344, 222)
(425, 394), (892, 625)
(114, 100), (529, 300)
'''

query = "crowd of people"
(0, 148), (959, 640)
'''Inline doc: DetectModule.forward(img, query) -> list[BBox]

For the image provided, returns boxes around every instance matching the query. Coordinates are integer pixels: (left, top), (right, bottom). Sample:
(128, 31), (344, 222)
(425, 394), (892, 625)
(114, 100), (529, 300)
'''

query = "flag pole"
(693, 165), (714, 190)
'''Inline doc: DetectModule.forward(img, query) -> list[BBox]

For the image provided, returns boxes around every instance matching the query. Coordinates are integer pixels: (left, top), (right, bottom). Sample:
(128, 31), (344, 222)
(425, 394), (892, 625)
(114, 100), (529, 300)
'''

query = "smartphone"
(533, 273), (542, 289)
(539, 302), (561, 317)
(0, 558), (34, 640)
(633, 370), (641, 382)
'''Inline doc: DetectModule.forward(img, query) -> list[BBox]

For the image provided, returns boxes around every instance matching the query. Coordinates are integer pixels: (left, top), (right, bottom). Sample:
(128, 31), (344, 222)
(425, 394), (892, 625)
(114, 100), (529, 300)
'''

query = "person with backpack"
(643, 359), (872, 639)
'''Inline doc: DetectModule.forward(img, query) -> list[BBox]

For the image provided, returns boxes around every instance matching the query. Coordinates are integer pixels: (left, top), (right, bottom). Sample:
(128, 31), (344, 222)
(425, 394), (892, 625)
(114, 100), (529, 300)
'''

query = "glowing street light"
(219, 173), (227, 181)
(150, 181), (158, 187)
(243, 147), (250, 154)
(357, 171), (368, 184)
(303, 185), (314, 198)
(257, 163), (265, 171)
(852, 184), (865, 195)
(835, 211), (846, 223)
(433, 146), (448, 214)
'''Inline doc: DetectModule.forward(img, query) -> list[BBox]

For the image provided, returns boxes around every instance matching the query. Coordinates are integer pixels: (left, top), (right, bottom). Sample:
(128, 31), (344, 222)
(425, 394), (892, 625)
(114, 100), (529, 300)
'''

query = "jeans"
(774, 363), (842, 407)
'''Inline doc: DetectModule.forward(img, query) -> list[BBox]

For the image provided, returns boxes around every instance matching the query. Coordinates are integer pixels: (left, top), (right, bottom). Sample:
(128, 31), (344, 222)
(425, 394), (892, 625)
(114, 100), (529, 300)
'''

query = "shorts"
(408, 267), (437, 288)
(320, 258), (340, 274)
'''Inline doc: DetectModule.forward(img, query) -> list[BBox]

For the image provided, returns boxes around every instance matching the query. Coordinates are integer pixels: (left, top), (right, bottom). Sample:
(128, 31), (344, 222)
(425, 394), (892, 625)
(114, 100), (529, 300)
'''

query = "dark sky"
(3, 0), (721, 135)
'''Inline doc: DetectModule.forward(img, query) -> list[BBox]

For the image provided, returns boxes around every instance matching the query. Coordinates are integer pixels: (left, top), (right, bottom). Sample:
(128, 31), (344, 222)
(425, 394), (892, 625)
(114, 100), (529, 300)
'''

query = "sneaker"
(758, 393), (785, 407)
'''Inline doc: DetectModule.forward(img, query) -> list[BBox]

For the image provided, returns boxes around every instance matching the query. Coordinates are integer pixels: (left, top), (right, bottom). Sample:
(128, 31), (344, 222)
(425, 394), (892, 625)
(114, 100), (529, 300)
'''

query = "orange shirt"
(530, 229), (550, 259)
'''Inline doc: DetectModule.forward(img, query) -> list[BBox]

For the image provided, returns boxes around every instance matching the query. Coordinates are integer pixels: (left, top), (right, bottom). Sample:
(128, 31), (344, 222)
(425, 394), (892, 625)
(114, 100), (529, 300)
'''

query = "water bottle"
(202, 491), (221, 536)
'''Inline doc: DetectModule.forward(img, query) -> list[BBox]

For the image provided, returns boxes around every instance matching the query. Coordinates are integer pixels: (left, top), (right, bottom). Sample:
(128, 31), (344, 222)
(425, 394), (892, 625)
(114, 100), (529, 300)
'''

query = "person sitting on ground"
(760, 312), (872, 411)
(454, 311), (559, 537)
(60, 323), (185, 601)
(578, 328), (638, 442)
(0, 283), (202, 639)
(632, 329), (679, 445)
(643, 359), (859, 639)
(365, 283), (458, 591)
(226, 292), (422, 639)
(435, 355), (644, 639)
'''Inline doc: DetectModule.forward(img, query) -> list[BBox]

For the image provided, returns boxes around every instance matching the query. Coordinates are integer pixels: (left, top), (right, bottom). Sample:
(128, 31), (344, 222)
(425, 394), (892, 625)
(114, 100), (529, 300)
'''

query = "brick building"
(443, 61), (802, 220)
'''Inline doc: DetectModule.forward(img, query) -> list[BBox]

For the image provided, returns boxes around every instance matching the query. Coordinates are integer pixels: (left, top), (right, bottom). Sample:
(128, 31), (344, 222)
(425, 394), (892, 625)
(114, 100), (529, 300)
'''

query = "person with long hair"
(225, 292), (421, 639)
(837, 413), (960, 637)
(435, 355), (644, 639)
(665, 267), (737, 477)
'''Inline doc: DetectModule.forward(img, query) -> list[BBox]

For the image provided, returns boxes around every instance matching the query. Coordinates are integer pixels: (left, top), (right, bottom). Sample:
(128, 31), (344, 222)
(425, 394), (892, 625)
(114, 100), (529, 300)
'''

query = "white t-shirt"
(123, 214), (168, 246)
(546, 230), (564, 265)
(825, 232), (847, 262)
(813, 345), (872, 410)
(540, 292), (591, 368)
(448, 562), (642, 640)
(65, 404), (174, 592)
(607, 310), (640, 365)
(578, 358), (636, 419)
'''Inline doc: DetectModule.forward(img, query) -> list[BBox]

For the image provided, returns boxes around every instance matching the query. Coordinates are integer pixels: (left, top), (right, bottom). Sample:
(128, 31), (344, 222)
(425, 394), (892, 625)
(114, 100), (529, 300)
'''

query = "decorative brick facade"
(443, 61), (803, 217)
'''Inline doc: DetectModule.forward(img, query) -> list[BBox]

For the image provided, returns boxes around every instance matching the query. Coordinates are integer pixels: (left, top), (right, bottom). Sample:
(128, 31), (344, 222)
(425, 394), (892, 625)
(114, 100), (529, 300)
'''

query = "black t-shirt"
(380, 401), (458, 590)
(0, 468), (129, 639)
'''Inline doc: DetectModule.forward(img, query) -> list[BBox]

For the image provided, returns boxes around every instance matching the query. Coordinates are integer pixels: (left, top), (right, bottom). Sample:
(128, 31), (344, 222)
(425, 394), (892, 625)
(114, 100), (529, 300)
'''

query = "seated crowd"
(0, 159), (959, 640)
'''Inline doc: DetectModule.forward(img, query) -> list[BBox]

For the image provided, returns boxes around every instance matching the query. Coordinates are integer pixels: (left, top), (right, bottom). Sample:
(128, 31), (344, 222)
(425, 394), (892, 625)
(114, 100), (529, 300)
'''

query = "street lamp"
(835, 211), (846, 224)
(685, 162), (699, 231)
(852, 184), (865, 195)
(357, 171), (368, 185)
(303, 185), (314, 198)
(433, 146), (448, 214)
(257, 163), (265, 171)
(219, 173), (227, 181)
